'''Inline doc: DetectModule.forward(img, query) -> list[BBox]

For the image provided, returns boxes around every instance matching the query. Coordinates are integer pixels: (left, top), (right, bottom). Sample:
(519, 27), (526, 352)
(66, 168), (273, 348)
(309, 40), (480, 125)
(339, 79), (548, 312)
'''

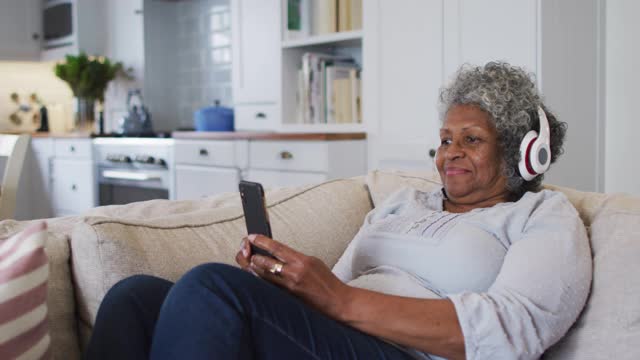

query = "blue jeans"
(84, 263), (415, 360)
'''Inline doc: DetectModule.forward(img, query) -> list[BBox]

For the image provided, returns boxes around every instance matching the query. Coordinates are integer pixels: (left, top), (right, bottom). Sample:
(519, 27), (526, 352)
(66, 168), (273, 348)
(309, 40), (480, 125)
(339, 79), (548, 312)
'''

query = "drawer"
(54, 139), (93, 159)
(244, 169), (327, 189)
(234, 103), (279, 131)
(249, 141), (329, 172)
(51, 159), (95, 213)
(174, 140), (248, 168)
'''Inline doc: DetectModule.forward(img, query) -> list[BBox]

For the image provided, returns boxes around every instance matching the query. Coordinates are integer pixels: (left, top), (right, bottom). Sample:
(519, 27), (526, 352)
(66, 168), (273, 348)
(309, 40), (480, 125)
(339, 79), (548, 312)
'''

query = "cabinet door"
(443, 0), (538, 78)
(0, 0), (41, 60)
(231, 0), (280, 104)
(175, 165), (240, 200)
(366, 0), (444, 171)
(51, 159), (96, 216)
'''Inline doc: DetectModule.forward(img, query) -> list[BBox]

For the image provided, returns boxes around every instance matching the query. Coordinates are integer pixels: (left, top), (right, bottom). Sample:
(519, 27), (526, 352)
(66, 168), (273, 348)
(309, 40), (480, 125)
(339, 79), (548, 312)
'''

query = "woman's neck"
(443, 191), (511, 213)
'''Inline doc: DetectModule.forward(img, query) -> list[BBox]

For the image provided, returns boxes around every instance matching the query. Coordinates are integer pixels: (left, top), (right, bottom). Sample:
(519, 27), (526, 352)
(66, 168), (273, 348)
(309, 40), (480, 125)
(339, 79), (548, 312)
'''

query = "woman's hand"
(235, 234), (352, 320)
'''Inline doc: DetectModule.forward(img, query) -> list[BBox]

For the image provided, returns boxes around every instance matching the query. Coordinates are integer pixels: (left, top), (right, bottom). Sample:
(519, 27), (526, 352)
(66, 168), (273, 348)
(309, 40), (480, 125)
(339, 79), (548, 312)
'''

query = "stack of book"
(286, 0), (363, 39)
(296, 52), (362, 125)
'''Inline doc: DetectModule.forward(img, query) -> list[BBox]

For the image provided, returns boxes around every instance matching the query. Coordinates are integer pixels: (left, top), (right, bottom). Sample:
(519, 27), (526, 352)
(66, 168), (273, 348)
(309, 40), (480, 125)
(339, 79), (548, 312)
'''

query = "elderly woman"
(85, 62), (592, 360)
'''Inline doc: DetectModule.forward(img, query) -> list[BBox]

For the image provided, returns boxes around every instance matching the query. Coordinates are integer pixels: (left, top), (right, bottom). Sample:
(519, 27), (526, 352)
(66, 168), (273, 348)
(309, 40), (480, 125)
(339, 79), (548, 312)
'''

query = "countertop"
(2, 131), (367, 141)
(0, 131), (93, 139)
(171, 131), (367, 141)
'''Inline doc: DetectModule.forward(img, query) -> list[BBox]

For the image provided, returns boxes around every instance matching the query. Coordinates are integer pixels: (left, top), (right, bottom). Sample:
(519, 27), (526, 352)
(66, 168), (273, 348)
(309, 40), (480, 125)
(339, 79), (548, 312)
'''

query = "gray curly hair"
(439, 62), (567, 200)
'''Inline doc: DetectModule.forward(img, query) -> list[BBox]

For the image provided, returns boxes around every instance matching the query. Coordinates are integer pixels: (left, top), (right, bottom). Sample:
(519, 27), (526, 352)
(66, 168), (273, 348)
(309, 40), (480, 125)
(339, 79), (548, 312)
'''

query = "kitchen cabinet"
(41, 0), (105, 61)
(13, 137), (96, 220)
(245, 139), (367, 187)
(49, 139), (97, 217)
(231, 0), (281, 105)
(363, 0), (443, 171)
(174, 140), (248, 200)
(0, 0), (41, 61)
(173, 135), (367, 199)
(231, 0), (282, 131)
(175, 165), (241, 200)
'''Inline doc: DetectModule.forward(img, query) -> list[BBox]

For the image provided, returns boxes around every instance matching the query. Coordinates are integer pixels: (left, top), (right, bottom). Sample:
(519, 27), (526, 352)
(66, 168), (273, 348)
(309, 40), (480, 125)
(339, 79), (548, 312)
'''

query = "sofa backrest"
(70, 178), (373, 348)
(366, 170), (640, 360)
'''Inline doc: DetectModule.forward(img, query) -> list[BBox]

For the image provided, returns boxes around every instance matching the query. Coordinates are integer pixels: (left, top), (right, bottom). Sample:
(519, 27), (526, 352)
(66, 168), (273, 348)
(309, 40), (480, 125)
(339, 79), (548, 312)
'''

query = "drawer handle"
(280, 151), (293, 160)
(199, 148), (209, 156)
(71, 184), (77, 191)
(255, 112), (267, 119)
(70, 146), (76, 153)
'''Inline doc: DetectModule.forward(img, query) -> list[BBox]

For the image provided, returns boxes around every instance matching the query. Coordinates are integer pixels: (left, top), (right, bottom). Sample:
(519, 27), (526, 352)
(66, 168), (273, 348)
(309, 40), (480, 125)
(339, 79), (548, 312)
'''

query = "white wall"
(605, 0), (640, 195)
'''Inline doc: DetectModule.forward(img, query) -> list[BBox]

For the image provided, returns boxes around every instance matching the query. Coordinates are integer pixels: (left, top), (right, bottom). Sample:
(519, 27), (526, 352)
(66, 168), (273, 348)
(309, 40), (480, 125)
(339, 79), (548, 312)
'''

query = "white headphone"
(518, 106), (551, 181)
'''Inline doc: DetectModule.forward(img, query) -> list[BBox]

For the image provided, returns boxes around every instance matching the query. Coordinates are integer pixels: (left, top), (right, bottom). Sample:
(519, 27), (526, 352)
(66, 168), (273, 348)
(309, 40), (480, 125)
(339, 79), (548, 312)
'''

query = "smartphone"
(239, 180), (274, 258)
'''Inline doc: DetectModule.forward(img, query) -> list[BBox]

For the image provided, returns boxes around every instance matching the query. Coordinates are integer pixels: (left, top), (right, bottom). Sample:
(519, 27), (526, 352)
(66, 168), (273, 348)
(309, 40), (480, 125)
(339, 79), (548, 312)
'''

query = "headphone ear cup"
(518, 131), (538, 181)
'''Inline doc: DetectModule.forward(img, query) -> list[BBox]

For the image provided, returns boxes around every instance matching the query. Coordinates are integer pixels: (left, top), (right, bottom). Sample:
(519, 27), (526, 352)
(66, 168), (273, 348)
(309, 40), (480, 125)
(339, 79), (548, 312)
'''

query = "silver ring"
(269, 262), (284, 276)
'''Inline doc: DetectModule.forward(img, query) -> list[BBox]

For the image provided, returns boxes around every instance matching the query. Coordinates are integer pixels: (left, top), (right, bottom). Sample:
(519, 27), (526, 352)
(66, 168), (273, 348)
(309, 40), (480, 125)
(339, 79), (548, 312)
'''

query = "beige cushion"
(544, 209), (640, 359)
(71, 178), (373, 344)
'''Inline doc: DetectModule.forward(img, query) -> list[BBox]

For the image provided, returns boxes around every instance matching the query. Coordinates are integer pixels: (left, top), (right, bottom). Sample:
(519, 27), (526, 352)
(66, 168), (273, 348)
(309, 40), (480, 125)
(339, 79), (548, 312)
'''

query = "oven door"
(98, 168), (170, 206)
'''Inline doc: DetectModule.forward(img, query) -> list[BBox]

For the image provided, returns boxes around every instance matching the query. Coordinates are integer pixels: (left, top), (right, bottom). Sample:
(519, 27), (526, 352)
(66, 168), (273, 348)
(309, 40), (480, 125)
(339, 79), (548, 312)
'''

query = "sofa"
(0, 170), (638, 359)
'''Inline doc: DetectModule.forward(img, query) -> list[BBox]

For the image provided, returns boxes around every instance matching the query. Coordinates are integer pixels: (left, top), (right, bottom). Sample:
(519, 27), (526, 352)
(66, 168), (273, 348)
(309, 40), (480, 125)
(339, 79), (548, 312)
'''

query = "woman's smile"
(444, 167), (471, 176)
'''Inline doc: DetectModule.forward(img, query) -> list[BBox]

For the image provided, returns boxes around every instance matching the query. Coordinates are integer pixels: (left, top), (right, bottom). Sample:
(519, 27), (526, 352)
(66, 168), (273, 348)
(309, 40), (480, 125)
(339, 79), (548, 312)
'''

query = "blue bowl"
(194, 105), (234, 131)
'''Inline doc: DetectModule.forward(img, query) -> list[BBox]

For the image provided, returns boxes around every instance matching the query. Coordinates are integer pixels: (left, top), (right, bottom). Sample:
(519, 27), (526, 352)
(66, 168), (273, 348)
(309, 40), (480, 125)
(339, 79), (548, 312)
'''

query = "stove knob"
(155, 158), (167, 167)
(122, 155), (132, 163)
(135, 155), (155, 164)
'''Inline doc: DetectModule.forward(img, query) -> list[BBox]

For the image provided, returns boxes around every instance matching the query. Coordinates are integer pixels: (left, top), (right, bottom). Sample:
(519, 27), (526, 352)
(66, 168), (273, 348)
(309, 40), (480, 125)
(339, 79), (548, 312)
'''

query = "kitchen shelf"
(282, 30), (363, 48)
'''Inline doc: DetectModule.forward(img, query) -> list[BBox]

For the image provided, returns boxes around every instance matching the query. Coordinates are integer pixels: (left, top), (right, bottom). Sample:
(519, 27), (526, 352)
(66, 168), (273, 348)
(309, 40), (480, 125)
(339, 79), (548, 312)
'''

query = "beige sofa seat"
(71, 178), (373, 349)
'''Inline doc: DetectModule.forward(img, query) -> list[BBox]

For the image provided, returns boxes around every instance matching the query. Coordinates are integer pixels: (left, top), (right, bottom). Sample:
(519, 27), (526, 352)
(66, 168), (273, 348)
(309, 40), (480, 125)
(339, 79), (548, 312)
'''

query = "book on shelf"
(303, 0), (361, 36)
(285, 0), (311, 40)
(331, 69), (361, 124)
(296, 52), (361, 125)
(312, 0), (337, 35)
(325, 64), (358, 123)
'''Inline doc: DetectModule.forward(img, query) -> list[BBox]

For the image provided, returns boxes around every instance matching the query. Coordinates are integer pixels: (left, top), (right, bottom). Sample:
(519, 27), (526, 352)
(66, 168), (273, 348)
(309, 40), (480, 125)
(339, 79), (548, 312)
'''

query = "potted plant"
(54, 53), (125, 132)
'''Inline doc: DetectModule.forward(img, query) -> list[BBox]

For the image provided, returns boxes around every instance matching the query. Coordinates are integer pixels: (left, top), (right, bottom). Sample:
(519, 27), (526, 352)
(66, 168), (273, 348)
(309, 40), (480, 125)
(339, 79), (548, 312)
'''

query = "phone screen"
(239, 180), (274, 258)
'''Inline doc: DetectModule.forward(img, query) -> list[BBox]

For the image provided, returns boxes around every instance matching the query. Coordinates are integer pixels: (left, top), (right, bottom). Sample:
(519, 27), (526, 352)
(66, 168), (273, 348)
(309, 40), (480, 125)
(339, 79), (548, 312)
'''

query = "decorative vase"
(73, 97), (96, 132)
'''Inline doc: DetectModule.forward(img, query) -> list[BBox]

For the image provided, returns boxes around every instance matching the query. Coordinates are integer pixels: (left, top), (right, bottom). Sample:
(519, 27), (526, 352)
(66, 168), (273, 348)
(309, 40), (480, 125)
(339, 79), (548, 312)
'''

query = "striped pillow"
(0, 222), (50, 359)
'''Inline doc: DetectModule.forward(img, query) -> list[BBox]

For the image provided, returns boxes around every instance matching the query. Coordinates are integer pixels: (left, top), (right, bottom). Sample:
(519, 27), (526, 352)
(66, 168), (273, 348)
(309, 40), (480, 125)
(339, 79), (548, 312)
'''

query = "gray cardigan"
(332, 188), (592, 360)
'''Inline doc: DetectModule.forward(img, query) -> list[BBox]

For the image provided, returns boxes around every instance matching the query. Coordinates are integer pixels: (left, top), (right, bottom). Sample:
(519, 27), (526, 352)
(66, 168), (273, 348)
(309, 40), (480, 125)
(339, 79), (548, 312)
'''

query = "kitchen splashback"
(0, 61), (74, 132)
(144, 0), (232, 132)
(175, 0), (232, 127)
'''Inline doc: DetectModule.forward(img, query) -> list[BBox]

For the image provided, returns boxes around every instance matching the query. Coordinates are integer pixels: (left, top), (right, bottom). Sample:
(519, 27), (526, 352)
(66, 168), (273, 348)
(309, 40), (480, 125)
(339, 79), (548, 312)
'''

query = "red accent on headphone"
(524, 136), (538, 175)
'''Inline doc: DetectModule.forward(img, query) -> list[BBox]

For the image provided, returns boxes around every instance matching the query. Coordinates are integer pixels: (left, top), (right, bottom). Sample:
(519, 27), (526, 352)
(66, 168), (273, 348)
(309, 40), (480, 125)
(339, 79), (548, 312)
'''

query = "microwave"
(43, 0), (76, 49)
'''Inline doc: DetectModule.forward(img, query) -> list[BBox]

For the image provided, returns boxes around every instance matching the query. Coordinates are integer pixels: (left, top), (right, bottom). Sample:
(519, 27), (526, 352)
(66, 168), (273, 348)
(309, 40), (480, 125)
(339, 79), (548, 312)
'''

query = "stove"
(92, 131), (173, 139)
(93, 137), (175, 205)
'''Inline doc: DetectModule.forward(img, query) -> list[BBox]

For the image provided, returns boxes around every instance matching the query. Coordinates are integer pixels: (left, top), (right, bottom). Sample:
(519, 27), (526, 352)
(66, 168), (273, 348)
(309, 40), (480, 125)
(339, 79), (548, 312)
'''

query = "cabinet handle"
(280, 151), (293, 160)
(255, 112), (267, 119)
(70, 146), (76, 153)
(32, 33), (40, 40)
(428, 149), (437, 158)
(71, 184), (77, 191)
(199, 148), (209, 156)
